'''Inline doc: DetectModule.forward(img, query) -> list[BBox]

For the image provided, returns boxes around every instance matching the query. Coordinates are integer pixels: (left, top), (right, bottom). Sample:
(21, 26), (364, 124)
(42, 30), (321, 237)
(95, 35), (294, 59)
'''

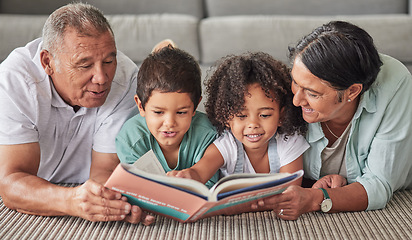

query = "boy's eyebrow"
(152, 105), (193, 110)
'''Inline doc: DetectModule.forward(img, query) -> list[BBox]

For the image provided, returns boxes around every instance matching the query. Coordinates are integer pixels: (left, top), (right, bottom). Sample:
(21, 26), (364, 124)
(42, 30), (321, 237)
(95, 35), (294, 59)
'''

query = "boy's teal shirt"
(116, 111), (219, 188)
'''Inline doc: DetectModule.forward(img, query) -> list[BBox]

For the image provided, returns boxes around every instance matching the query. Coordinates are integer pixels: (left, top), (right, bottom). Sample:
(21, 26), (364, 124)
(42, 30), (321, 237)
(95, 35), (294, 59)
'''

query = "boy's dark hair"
(205, 52), (307, 136)
(288, 21), (382, 97)
(136, 46), (202, 110)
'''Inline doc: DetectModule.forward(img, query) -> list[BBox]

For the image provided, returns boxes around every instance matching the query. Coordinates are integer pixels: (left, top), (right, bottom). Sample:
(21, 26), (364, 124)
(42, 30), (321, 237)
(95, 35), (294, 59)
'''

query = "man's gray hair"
(42, 2), (114, 55)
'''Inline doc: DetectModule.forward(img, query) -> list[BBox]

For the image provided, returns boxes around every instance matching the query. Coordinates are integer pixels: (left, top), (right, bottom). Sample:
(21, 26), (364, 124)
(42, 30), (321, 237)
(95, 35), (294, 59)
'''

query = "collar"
(353, 82), (377, 120)
(50, 77), (70, 108)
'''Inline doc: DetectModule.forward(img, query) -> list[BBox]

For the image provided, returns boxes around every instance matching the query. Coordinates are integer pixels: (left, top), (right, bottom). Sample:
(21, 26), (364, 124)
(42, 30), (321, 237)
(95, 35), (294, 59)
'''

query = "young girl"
(168, 52), (308, 185)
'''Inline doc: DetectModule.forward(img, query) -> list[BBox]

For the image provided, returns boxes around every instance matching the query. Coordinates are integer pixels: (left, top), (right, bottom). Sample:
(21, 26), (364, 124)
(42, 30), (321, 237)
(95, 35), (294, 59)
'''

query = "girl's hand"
(312, 174), (347, 189)
(167, 168), (202, 182)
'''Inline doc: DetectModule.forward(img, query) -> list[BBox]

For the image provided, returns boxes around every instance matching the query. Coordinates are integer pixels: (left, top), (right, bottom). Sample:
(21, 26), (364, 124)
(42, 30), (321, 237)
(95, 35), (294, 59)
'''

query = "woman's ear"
(347, 83), (363, 102)
(40, 50), (54, 75)
(134, 95), (145, 117)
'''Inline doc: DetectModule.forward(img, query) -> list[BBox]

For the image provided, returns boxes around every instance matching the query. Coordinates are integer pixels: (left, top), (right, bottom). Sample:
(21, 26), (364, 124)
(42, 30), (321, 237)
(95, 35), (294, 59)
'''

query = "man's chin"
(81, 99), (107, 109)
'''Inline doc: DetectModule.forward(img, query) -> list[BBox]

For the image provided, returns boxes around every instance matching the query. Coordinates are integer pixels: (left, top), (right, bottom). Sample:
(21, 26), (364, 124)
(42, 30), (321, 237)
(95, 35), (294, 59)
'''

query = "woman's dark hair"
(137, 46), (202, 110)
(289, 21), (383, 95)
(205, 52), (307, 136)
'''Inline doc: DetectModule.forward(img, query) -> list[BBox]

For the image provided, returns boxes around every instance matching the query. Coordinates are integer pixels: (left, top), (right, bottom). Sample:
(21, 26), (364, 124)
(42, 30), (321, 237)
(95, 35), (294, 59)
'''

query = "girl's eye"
(236, 115), (247, 120)
(260, 114), (271, 118)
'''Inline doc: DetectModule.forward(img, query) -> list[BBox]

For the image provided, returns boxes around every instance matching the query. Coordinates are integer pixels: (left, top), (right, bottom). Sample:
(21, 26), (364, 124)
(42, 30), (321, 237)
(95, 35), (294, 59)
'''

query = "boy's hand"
(167, 169), (202, 183)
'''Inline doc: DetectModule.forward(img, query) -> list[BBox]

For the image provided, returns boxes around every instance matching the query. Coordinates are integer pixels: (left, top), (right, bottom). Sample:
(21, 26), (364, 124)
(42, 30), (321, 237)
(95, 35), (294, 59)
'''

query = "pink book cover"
(105, 164), (303, 223)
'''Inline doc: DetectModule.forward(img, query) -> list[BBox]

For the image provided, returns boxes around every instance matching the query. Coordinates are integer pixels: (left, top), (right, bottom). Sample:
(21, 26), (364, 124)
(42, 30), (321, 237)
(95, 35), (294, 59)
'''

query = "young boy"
(115, 46), (219, 188)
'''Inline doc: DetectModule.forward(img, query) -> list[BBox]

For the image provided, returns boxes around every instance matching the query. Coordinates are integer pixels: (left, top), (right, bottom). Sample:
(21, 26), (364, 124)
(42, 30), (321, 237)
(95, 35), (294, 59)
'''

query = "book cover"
(105, 158), (303, 223)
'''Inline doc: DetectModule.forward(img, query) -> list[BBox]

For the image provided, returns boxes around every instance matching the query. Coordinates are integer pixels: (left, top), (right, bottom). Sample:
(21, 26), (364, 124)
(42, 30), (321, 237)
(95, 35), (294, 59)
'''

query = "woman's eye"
(307, 92), (319, 98)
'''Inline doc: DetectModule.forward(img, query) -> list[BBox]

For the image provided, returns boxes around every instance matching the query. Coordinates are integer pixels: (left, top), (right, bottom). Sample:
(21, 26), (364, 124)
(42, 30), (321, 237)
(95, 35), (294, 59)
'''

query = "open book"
(105, 150), (303, 223)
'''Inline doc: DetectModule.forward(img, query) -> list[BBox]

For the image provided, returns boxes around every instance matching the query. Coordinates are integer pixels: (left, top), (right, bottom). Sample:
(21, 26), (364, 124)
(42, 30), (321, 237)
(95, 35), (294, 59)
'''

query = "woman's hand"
(251, 185), (323, 220)
(312, 174), (347, 189)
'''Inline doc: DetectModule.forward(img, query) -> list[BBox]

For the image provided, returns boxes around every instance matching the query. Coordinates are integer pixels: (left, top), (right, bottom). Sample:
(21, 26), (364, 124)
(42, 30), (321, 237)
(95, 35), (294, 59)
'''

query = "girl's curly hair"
(205, 52), (307, 137)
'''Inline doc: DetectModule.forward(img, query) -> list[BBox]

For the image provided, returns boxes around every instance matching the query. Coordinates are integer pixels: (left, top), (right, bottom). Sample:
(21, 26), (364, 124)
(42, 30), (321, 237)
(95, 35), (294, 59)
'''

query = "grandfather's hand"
(69, 179), (155, 225)
(251, 185), (318, 220)
(312, 174), (347, 189)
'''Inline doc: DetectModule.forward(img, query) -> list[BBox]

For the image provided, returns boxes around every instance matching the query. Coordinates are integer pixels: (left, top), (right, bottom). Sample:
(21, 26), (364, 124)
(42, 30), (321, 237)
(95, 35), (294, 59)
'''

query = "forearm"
(312, 182), (368, 213)
(0, 172), (72, 216)
(90, 167), (115, 185)
(90, 151), (119, 185)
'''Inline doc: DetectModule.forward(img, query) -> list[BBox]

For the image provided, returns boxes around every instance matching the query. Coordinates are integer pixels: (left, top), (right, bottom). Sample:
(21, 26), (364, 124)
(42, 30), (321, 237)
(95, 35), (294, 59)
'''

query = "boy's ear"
(134, 95), (145, 117)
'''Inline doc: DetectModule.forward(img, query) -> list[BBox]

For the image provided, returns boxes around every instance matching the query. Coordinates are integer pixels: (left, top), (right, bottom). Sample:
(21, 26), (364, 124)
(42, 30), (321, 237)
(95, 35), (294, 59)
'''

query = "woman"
(255, 21), (412, 220)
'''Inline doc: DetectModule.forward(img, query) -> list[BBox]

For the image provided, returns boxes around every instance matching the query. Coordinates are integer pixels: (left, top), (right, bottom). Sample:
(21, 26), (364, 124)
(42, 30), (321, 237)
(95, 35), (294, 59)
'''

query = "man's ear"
(40, 50), (54, 75)
(134, 95), (146, 117)
(347, 83), (363, 102)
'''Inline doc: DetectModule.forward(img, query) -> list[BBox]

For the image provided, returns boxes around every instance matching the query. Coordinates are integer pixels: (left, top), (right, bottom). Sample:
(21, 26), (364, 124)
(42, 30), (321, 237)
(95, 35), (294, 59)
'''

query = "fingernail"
(120, 215), (125, 219)
(124, 204), (131, 213)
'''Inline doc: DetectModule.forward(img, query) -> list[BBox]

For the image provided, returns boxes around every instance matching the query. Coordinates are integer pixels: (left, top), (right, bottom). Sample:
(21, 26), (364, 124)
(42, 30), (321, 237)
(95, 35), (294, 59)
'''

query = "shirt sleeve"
(276, 133), (309, 168)
(213, 132), (238, 175)
(115, 115), (152, 164)
(356, 63), (412, 210)
(0, 72), (39, 144)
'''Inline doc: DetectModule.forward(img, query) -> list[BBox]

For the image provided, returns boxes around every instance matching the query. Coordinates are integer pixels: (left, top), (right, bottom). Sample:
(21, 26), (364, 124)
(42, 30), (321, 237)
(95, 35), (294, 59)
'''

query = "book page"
(132, 150), (166, 175)
(210, 172), (290, 192)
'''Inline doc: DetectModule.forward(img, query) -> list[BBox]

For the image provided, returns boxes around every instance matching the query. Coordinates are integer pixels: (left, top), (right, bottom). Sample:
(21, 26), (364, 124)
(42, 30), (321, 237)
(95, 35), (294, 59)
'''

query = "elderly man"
(0, 3), (154, 225)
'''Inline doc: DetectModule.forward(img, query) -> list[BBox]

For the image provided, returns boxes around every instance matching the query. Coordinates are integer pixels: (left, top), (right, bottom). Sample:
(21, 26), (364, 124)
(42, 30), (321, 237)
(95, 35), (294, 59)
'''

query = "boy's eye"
(153, 111), (163, 114)
(177, 111), (188, 115)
